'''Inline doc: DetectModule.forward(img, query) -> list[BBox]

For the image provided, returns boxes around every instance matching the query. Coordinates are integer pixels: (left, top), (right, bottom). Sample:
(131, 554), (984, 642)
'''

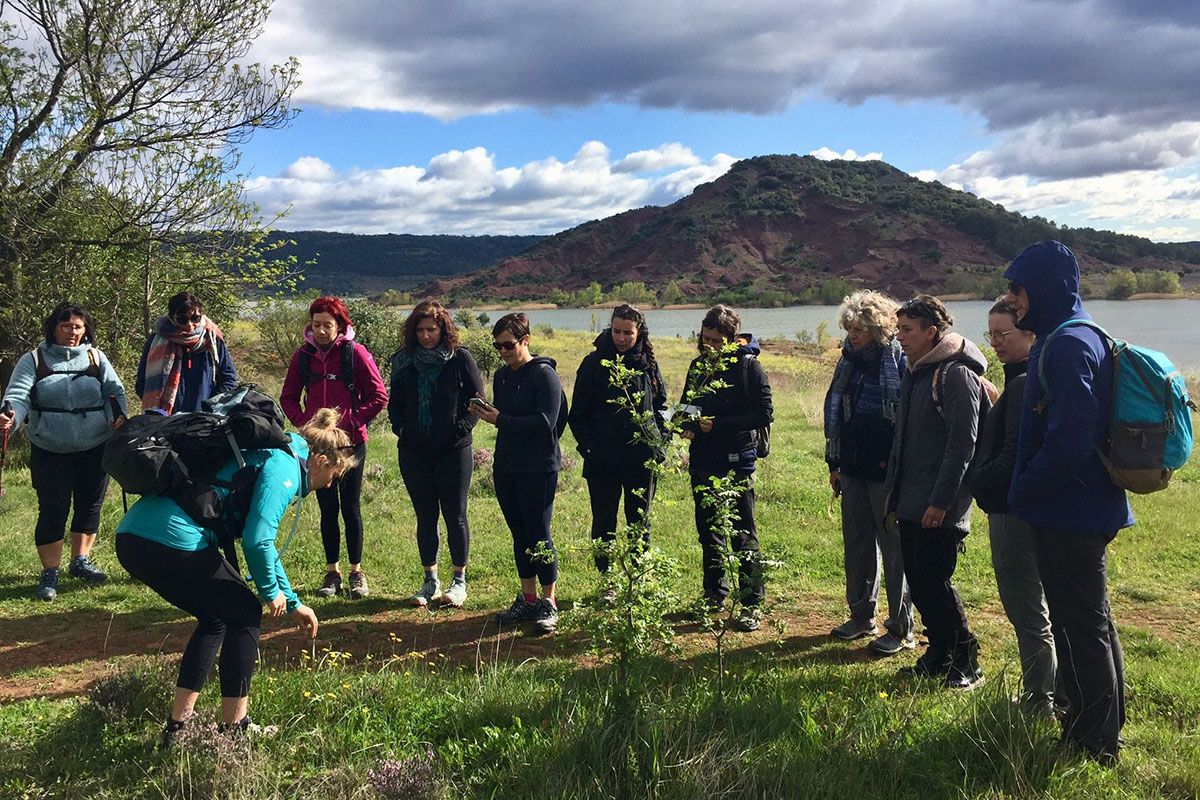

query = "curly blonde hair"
(299, 408), (360, 472)
(837, 290), (900, 344)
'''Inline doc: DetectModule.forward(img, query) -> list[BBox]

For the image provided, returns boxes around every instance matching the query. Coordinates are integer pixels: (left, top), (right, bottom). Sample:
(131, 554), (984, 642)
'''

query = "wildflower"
(878, 691), (888, 699)
(327, 693), (337, 699)
(303, 691), (312, 698)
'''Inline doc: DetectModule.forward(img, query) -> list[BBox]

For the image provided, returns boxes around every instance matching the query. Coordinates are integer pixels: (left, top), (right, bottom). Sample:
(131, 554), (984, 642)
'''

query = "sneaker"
(830, 617), (877, 641)
(160, 716), (187, 749)
(442, 578), (467, 608)
(316, 571), (343, 598)
(35, 567), (58, 601)
(530, 598), (559, 634)
(702, 594), (727, 612)
(898, 646), (952, 679)
(731, 607), (762, 632)
(944, 639), (984, 690)
(868, 631), (917, 656)
(68, 554), (107, 584)
(218, 715), (262, 737)
(496, 593), (536, 625)
(410, 576), (442, 607)
(599, 588), (617, 606)
(348, 570), (369, 599)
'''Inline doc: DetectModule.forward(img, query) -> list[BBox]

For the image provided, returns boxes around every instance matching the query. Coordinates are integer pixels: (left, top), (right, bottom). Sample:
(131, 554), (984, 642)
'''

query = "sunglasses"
(492, 340), (519, 352)
(174, 314), (202, 325)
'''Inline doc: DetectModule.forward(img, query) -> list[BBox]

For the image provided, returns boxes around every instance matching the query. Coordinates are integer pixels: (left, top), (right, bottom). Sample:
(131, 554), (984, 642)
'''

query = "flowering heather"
(472, 447), (493, 468)
(367, 748), (440, 800)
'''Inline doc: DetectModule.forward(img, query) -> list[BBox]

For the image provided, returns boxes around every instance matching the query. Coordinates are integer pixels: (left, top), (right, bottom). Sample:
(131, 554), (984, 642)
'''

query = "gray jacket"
(885, 332), (987, 535)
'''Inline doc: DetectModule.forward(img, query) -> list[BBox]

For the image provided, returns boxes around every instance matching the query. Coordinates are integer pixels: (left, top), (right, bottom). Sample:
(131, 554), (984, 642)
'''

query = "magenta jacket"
(280, 326), (388, 446)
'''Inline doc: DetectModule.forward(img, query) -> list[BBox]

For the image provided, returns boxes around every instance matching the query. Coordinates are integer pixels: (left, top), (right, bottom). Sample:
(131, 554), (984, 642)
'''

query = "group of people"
(0, 240), (1130, 763)
(824, 240), (1129, 764)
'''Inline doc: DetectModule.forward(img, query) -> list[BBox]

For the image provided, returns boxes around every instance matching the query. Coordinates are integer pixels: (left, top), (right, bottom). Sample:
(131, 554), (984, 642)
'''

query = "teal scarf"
(393, 346), (454, 435)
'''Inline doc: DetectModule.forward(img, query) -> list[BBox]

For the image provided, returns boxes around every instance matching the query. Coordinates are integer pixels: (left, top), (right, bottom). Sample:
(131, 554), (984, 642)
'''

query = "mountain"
(422, 155), (1200, 303)
(267, 231), (545, 295)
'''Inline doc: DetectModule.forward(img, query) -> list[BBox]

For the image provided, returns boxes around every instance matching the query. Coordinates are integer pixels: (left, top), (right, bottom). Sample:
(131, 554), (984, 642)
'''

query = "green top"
(116, 433), (308, 612)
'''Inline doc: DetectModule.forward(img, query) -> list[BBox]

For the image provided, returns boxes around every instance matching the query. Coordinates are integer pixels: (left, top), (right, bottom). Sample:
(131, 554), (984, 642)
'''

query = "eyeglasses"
(174, 314), (202, 325)
(984, 329), (1017, 343)
(492, 340), (519, 352)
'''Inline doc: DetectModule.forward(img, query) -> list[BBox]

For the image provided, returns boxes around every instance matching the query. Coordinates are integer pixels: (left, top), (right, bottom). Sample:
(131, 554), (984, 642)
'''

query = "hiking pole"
(0, 400), (12, 510)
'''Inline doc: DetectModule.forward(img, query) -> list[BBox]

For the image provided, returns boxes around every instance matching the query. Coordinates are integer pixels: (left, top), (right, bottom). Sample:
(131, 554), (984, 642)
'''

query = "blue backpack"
(1037, 320), (1196, 494)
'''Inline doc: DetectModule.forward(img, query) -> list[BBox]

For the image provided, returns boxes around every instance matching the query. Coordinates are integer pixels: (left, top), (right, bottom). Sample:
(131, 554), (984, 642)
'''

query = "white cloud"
(614, 143), (701, 173)
(809, 147), (883, 162)
(248, 143), (737, 235)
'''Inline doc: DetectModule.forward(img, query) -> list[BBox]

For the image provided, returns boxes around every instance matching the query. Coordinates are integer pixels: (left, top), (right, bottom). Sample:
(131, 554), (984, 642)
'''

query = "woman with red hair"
(281, 296), (388, 599)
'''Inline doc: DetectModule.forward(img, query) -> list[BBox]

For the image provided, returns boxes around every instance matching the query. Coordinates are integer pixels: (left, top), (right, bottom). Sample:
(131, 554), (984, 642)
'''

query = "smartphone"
(469, 397), (494, 412)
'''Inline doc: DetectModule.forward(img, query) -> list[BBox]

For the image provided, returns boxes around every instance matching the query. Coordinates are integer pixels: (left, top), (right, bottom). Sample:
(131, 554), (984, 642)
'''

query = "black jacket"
(493, 355), (564, 474)
(969, 361), (1026, 514)
(568, 331), (667, 480)
(388, 346), (484, 454)
(680, 338), (773, 476)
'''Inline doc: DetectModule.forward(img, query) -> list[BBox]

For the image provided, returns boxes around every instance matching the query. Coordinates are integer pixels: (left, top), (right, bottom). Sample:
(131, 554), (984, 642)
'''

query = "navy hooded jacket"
(1004, 240), (1133, 533)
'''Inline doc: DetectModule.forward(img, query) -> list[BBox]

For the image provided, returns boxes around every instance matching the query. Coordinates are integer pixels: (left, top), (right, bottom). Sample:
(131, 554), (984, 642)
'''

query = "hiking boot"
(731, 606), (762, 632)
(702, 594), (727, 613)
(830, 617), (877, 641)
(218, 715), (262, 737)
(868, 631), (917, 656)
(599, 588), (617, 606)
(35, 567), (58, 601)
(316, 571), (343, 598)
(160, 716), (187, 749)
(944, 639), (984, 690)
(442, 577), (467, 608)
(530, 598), (559, 634)
(898, 646), (952, 679)
(409, 576), (441, 607)
(348, 570), (369, 599)
(68, 554), (107, 584)
(496, 594), (536, 625)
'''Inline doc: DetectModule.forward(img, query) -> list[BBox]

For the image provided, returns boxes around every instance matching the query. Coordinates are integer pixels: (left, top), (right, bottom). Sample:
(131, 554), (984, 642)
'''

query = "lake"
(508, 299), (1200, 370)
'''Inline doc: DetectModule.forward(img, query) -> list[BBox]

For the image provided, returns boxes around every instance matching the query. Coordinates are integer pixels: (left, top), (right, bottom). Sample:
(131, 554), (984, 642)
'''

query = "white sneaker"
(410, 577), (441, 607)
(442, 578), (467, 607)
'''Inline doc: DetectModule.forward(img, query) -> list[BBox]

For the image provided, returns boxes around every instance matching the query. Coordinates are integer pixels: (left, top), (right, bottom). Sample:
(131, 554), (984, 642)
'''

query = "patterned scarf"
(824, 337), (903, 463)
(393, 345), (453, 435)
(141, 314), (224, 414)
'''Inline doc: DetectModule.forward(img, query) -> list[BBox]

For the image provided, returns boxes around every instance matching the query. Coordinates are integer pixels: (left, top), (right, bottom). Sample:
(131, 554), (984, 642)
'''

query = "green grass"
(0, 328), (1198, 798)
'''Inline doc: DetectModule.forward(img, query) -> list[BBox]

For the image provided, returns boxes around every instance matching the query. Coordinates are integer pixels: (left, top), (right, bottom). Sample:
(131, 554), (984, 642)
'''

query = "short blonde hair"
(299, 408), (359, 472)
(838, 290), (899, 344)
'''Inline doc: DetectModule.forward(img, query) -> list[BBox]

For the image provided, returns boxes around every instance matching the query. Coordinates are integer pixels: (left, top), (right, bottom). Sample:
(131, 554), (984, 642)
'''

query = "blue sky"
(240, 0), (1200, 241)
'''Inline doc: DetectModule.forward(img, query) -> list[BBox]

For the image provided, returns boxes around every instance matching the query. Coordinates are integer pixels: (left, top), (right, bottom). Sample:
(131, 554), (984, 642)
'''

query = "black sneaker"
(496, 594), (536, 625)
(35, 567), (58, 601)
(160, 716), (187, 749)
(944, 639), (984, 690)
(218, 715), (261, 737)
(68, 555), (107, 584)
(530, 598), (559, 634)
(898, 646), (952, 679)
(316, 571), (343, 598)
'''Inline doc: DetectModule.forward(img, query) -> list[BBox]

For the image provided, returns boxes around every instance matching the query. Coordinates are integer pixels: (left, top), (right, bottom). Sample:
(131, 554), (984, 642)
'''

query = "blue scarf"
(393, 346), (453, 435)
(824, 338), (903, 463)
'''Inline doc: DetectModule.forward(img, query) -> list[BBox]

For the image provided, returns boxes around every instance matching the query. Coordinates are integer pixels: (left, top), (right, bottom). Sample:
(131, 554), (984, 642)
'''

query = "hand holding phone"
(469, 396), (494, 412)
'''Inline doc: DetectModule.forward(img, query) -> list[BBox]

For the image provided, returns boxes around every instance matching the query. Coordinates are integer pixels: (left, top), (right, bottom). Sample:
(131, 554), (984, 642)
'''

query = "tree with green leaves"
(0, 0), (300, 382)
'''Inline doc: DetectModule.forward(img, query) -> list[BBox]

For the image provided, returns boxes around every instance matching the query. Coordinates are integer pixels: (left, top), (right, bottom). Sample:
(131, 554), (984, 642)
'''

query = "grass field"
(0, 326), (1198, 799)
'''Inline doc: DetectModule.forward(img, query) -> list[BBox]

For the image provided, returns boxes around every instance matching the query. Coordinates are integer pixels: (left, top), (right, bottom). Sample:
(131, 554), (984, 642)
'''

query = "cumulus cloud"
(250, 1), (1200, 179)
(809, 147), (882, 162)
(247, 142), (736, 235)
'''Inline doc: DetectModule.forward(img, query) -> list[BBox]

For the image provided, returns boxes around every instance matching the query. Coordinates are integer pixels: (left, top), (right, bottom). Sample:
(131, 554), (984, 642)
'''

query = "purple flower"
(367, 749), (439, 800)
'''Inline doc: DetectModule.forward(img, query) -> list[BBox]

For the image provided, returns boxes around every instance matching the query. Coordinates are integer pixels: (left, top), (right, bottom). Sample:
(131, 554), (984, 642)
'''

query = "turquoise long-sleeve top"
(116, 433), (309, 611)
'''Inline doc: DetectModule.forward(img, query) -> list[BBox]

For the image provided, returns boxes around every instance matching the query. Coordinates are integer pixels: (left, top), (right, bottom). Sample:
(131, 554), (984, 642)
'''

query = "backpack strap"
(1035, 319), (1113, 415)
(29, 346), (107, 414)
(342, 340), (358, 417)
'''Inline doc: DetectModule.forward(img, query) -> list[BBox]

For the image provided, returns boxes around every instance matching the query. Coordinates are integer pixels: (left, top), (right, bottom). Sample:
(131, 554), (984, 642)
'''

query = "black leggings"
(494, 471), (558, 586)
(116, 534), (262, 698)
(586, 473), (653, 573)
(316, 442), (367, 565)
(30, 442), (110, 546)
(398, 445), (472, 567)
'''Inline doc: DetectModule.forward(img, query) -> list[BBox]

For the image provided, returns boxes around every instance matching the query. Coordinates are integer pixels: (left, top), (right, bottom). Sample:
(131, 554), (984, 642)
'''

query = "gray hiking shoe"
(410, 576), (442, 607)
(830, 617), (878, 641)
(35, 567), (59, 601)
(496, 593), (536, 625)
(68, 554), (107, 584)
(732, 606), (762, 632)
(316, 571), (343, 598)
(530, 598), (559, 634)
(868, 631), (917, 656)
(348, 570), (369, 599)
(442, 578), (467, 608)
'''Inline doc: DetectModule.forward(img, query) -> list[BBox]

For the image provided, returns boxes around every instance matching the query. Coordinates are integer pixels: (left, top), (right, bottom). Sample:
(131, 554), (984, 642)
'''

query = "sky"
(239, 0), (1200, 242)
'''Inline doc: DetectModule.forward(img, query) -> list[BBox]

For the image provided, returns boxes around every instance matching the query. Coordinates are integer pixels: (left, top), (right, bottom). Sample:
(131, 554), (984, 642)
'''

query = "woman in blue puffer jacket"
(1, 302), (128, 601)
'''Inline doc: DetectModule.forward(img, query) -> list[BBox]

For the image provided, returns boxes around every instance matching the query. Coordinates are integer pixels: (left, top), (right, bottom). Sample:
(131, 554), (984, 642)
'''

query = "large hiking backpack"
(739, 354), (771, 458)
(298, 342), (357, 415)
(1037, 320), (1196, 494)
(102, 385), (295, 549)
(29, 347), (105, 415)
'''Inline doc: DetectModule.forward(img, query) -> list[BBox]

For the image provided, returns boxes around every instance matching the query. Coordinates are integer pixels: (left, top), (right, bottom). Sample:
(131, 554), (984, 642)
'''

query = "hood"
(529, 355), (558, 370)
(1003, 240), (1088, 337)
(303, 323), (357, 351)
(737, 333), (762, 357)
(910, 332), (986, 375)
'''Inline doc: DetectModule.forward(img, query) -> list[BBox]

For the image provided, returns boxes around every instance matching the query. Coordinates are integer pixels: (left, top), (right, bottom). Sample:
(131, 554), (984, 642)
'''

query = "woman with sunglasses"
(388, 300), (484, 608)
(473, 313), (566, 634)
(136, 291), (238, 414)
(281, 296), (388, 600)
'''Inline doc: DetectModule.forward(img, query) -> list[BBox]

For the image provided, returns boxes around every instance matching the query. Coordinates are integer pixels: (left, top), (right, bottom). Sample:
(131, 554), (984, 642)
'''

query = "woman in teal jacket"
(115, 408), (357, 741)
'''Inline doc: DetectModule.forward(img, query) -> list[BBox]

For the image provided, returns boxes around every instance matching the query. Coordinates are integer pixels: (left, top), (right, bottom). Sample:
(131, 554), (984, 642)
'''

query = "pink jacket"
(280, 326), (388, 446)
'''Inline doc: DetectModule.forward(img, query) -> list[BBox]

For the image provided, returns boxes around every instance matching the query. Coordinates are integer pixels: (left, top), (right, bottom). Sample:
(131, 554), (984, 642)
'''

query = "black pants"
(898, 520), (974, 652)
(586, 472), (654, 573)
(30, 442), (110, 546)
(692, 470), (763, 607)
(1035, 527), (1125, 758)
(116, 534), (262, 698)
(316, 442), (367, 565)
(494, 471), (558, 586)
(398, 444), (472, 567)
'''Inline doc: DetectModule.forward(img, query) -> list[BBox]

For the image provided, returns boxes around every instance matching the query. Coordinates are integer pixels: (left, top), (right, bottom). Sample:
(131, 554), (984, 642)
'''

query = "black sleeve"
(454, 348), (485, 440)
(711, 356), (773, 434)
(567, 355), (599, 457)
(387, 358), (406, 436)
(971, 377), (1024, 497)
(651, 362), (668, 435)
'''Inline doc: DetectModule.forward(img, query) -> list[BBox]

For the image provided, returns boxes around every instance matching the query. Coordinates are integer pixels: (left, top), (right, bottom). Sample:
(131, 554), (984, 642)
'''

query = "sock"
(522, 592), (537, 603)
(452, 570), (465, 584)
